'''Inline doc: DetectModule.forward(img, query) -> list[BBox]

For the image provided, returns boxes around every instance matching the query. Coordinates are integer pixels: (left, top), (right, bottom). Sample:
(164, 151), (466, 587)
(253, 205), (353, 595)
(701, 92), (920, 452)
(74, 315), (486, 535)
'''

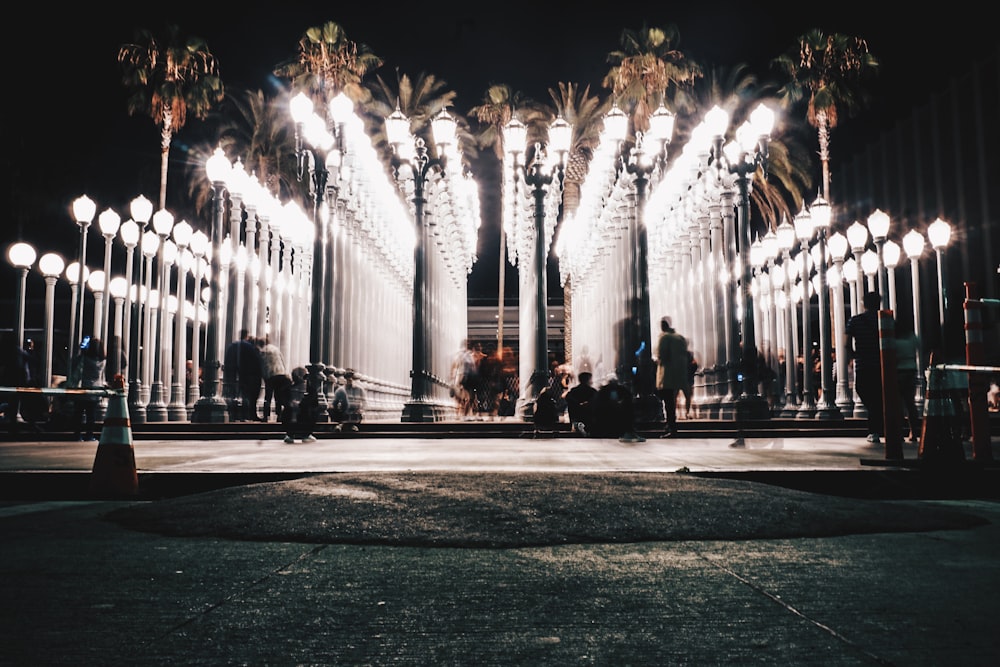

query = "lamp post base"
(814, 400), (844, 420)
(402, 399), (445, 423)
(720, 395), (771, 421)
(128, 381), (146, 424)
(191, 396), (229, 423)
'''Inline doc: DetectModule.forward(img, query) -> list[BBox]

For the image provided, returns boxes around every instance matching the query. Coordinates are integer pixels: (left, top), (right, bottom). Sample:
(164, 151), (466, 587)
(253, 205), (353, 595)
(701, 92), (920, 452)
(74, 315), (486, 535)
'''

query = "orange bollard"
(878, 310), (904, 460)
(964, 282), (993, 462)
(89, 375), (138, 498)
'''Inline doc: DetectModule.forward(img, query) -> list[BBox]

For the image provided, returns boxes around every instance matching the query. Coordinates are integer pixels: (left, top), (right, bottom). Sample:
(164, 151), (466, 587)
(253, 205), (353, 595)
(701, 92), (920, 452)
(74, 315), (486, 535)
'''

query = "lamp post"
(883, 239), (901, 315)
(108, 276), (128, 378)
(126, 195), (153, 418)
(793, 205), (816, 418)
(775, 217), (798, 417)
(861, 250), (879, 294)
(902, 228), (926, 403)
(96, 207), (121, 345)
(387, 105), (460, 422)
(713, 103), (775, 419)
(169, 220), (192, 421)
(64, 261), (89, 377)
(188, 230), (209, 408)
(146, 208), (174, 422)
(135, 230), (159, 419)
(927, 217), (952, 356)
(624, 104), (675, 423)
(86, 270), (106, 339)
(809, 195), (841, 420)
(71, 195), (97, 354)
(867, 209), (891, 309)
(291, 92), (352, 421)
(192, 146), (232, 422)
(846, 221), (869, 310)
(502, 114), (572, 418)
(7, 242), (37, 349)
(118, 218), (139, 395)
(826, 231), (854, 414)
(38, 252), (64, 389)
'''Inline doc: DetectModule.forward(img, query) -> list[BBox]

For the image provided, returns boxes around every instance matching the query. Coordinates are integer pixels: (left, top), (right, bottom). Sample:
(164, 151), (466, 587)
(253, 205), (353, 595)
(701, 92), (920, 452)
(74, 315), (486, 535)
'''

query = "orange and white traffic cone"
(89, 375), (138, 498)
(918, 354), (965, 464)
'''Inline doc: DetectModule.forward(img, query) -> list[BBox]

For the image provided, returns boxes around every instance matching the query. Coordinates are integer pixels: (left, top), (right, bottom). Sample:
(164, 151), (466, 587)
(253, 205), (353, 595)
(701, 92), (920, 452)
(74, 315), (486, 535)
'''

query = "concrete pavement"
(1, 429), (998, 665)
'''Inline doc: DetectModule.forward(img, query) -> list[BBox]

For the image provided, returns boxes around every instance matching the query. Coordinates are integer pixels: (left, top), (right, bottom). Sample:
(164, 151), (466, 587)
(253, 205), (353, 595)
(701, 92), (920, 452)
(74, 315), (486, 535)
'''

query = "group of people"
(532, 316), (698, 443)
(450, 340), (517, 420)
(223, 329), (366, 443)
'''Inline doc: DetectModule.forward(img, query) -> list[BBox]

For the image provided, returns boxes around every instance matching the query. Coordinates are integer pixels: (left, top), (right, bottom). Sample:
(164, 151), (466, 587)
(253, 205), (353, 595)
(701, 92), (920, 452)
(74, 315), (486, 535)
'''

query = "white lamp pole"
(826, 232), (853, 414)
(927, 217), (952, 357)
(7, 242), (37, 349)
(883, 239), (901, 315)
(169, 220), (193, 421)
(793, 205), (816, 418)
(71, 195), (97, 353)
(867, 209), (891, 309)
(146, 208), (175, 421)
(189, 230), (209, 408)
(775, 217), (798, 416)
(902, 228), (926, 403)
(38, 252), (64, 389)
(809, 195), (840, 420)
(97, 208), (121, 345)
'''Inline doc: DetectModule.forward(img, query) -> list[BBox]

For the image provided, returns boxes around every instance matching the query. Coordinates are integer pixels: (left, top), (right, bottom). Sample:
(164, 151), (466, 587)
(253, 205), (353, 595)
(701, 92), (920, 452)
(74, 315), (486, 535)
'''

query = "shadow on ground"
(105, 472), (988, 547)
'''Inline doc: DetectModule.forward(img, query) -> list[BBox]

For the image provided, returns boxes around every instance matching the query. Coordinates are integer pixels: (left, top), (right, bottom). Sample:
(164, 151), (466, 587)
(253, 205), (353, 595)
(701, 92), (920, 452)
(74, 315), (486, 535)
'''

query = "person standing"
(282, 366), (316, 444)
(73, 337), (106, 441)
(846, 291), (884, 444)
(224, 329), (263, 422)
(655, 316), (690, 438)
(258, 337), (289, 423)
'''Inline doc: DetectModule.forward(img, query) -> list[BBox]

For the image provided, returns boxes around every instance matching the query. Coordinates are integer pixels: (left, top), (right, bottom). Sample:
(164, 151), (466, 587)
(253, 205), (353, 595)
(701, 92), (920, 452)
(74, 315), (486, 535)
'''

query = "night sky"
(4, 2), (996, 301)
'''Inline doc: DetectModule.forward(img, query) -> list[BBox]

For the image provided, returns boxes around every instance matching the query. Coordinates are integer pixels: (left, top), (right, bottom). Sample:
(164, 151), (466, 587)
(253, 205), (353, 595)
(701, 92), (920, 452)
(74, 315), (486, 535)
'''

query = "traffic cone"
(89, 375), (138, 498)
(917, 354), (964, 464)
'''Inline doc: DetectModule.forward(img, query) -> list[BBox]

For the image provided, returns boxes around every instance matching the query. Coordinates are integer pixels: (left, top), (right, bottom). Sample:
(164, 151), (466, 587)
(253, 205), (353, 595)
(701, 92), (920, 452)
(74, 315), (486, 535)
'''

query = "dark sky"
(5, 2), (997, 302)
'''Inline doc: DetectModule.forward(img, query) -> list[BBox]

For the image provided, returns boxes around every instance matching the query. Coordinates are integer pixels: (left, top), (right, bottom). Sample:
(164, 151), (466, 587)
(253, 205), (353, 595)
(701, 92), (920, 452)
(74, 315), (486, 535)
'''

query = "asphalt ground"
(1, 432), (999, 665)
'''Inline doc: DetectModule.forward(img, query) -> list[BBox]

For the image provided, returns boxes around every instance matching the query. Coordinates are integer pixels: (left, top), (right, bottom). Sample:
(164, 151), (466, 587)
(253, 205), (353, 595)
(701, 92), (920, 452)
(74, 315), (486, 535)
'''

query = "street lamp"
(188, 229), (209, 408)
(127, 194), (153, 416)
(71, 195), (97, 355)
(86, 270), (106, 339)
(108, 276), (128, 378)
(623, 103), (675, 423)
(826, 231), (854, 414)
(37, 252), (64, 389)
(902, 228), (926, 402)
(169, 220), (193, 421)
(135, 230), (159, 420)
(502, 113), (572, 418)
(7, 242), (37, 350)
(118, 218), (139, 398)
(775, 216), (798, 417)
(793, 205), (816, 418)
(146, 208), (174, 422)
(883, 239), (901, 315)
(97, 207), (121, 345)
(64, 261), (89, 376)
(192, 146), (232, 422)
(846, 220), (869, 311)
(867, 209), (891, 309)
(809, 195), (841, 420)
(861, 250), (879, 293)
(388, 104), (460, 422)
(927, 216), (952, 356)
(713, 103), (775, 418)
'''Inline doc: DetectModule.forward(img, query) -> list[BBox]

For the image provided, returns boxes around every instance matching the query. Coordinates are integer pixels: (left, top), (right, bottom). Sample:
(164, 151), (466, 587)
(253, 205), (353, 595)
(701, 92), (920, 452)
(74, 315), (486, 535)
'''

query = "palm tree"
(687, 63), (813, 235)
(602, 22), (703, 134)
(771, 29), (879, 203)
(118, 24), (225, 211)
(183, 87), (299, 215)
(272, 20), (382, 111)
(364, 69), (474, 168)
